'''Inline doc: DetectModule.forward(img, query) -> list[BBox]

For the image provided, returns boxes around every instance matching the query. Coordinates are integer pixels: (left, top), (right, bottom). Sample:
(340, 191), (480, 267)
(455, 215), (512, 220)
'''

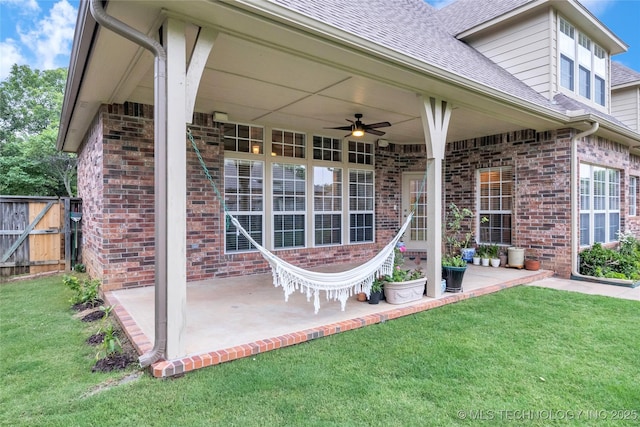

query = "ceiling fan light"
(351, 124), (365, 137)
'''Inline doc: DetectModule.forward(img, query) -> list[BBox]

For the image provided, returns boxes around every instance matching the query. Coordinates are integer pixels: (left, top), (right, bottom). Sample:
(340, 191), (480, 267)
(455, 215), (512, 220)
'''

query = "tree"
(0, 64), (77, 197)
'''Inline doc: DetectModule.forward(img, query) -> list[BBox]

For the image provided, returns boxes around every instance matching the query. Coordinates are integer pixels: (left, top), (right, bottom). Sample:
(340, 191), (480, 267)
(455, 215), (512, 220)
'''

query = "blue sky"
(0, 0), (638, 81)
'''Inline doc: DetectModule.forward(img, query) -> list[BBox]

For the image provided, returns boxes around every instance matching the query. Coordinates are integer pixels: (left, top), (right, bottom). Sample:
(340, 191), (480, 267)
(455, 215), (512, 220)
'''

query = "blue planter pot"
(460, 247), (475, 263)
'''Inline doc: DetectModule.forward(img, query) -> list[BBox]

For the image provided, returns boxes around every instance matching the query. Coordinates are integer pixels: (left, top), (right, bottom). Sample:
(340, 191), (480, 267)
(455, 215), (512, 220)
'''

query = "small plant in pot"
(444, 202), (475, 262)
(442, 203), (476, 292)
(369, 277), (384, 304)
(476, 245), (491, 266)
(488, 244), (501, 267)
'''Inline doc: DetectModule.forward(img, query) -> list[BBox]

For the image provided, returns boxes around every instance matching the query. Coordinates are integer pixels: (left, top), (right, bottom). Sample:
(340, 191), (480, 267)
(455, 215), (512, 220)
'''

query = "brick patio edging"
(104, 270), (554, 378)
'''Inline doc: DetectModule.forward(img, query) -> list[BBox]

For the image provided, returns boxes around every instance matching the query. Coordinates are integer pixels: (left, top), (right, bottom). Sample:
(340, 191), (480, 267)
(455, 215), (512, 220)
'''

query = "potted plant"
(381, 243), (425, 304)
(369, 277), (384, 304)
(489, 244), (501, 267)
(499, 249), (508, 267)
(478, 245), (490, 266)
(525, 250), (540, 271)
(442, 254), (467, 292)
(444, 202), (475, 262)
(472, 250), (481, 265)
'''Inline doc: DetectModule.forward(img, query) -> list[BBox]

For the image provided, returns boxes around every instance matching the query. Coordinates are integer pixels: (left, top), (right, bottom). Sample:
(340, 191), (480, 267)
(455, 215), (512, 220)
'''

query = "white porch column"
(163, 18), (187, 360)
(162, 20), (217, 360)
(417, 95), (452, 298)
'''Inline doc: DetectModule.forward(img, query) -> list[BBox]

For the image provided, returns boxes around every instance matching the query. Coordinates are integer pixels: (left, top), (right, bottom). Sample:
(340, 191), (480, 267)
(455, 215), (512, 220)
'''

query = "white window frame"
(313, 166), (343, 246)
(223, 158), (264, 253)
(477, 167), (513, 246)
(349, 168), (375, 244)
(558, 16), (608, 108)
(630, 176), (638, 217)
(579, 164), (620, 246)
(272, 162), (306, 249)
(223, 124), (375, 253)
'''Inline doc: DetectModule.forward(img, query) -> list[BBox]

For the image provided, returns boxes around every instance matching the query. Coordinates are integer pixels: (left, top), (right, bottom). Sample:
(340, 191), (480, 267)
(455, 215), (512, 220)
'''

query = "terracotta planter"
(384, 278), (426, 304)
(357, 292), (367, 302)
(525, 259), (540, 271)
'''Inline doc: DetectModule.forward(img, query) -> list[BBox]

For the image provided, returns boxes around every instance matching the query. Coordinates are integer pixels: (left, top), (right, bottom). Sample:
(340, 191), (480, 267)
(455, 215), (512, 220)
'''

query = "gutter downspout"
(570, 121), (599, 279)
(89, 0), (168, 367)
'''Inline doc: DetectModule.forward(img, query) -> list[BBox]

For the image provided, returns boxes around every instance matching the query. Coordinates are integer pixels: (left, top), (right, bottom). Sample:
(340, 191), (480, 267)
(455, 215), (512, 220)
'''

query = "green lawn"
(1, 274), (638, 426)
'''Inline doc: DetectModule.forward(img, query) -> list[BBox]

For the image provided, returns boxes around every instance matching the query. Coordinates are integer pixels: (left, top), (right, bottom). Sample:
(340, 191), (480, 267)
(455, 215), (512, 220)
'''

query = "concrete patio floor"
(105, 262), (562, 377)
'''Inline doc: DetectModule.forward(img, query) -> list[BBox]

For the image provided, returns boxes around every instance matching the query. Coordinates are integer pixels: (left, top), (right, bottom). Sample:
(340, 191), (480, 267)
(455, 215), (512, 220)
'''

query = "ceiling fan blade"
(364, 121), (391, 129)
(324, 125), (353, 131)
(365, 128), (386, 136)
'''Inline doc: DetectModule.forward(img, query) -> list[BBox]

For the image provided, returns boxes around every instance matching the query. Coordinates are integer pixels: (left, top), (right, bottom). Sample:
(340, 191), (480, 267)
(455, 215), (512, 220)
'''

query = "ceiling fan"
(326, 113), (391, 137)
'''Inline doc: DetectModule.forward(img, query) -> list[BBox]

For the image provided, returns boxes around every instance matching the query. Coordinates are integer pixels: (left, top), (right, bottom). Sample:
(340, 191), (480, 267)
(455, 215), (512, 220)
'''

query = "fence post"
(63, 198), (71, 271)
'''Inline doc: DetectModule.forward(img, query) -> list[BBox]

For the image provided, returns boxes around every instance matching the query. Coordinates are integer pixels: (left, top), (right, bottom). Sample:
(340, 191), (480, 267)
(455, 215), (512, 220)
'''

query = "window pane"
(595, 76), (605, 106)
(579, 66), (590, 99)
(224, 159), (264, 252)
(561, 55), (574, 91)
(478, 167), (512, 245)
(594, 213), (605, 243)
(272, 129), (305, 159)
(580, 213), (590, 246)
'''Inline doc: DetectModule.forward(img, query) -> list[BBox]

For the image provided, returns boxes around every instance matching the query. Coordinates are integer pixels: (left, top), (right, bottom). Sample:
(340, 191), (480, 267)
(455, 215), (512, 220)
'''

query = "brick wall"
(77, 111), (105, 283)
(445, 129), (574, 276)
(78, 102), (639, 288)
(629, 154), (640, 236)
(79, 104), (402, 290)
(78, 103), (156, 291)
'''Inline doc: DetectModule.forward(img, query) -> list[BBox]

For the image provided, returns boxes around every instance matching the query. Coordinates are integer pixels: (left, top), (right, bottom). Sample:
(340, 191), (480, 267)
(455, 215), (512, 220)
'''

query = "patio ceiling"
(61, 0), (567, 152)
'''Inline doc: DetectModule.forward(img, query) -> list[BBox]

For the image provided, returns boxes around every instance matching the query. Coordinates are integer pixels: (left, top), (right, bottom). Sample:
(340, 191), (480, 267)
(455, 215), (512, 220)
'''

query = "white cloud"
(0, 39), (26, 79)
(0, 0), (39, 11)
(17, 0), (77, 70)
(578, 0), (615, 16)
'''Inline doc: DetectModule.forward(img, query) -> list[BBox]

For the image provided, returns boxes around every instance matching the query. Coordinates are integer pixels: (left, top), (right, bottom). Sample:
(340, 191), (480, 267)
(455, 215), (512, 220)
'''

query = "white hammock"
(228, 212), (414, 313)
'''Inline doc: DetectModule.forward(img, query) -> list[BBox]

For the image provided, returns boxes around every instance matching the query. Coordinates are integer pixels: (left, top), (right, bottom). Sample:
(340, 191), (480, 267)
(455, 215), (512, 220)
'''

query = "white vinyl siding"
(611, 88), (640, 132)
(467, 12), (552, 98)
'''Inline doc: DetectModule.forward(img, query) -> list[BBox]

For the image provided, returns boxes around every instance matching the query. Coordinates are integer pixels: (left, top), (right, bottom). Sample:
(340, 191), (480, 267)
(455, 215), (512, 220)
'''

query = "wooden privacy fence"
(0, 196), (82, 277)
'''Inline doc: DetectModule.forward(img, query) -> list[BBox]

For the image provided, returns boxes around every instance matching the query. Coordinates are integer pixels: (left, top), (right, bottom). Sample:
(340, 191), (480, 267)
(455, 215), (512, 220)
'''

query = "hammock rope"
(188, 128), (420, 313)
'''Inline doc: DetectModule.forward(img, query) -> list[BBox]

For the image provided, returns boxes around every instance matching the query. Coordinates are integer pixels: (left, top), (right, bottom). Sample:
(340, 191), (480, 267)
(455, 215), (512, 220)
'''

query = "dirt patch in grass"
(81, 310), (106, 322)
(76, 306), (139, 373)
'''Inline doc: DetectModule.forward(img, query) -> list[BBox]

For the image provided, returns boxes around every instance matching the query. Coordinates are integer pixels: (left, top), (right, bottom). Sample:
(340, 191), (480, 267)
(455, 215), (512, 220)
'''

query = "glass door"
(402, 172), (428, 250)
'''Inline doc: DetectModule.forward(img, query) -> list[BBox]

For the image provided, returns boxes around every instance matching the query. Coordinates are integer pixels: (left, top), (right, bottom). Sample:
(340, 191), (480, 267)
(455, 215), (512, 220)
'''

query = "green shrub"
(62, 275), (101, 306)
(96, 324), (122, 360)
(579, 240), (640, 281)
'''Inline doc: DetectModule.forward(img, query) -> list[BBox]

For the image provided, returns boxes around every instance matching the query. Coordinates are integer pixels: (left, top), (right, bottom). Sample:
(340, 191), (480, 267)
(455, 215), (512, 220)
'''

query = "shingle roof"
(433, 0), (534, 35)
(611, 61), (640, 87)
(273, 0), (636, 133)
(273, 0), (563, 112)
(553, 94), (630, 128)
